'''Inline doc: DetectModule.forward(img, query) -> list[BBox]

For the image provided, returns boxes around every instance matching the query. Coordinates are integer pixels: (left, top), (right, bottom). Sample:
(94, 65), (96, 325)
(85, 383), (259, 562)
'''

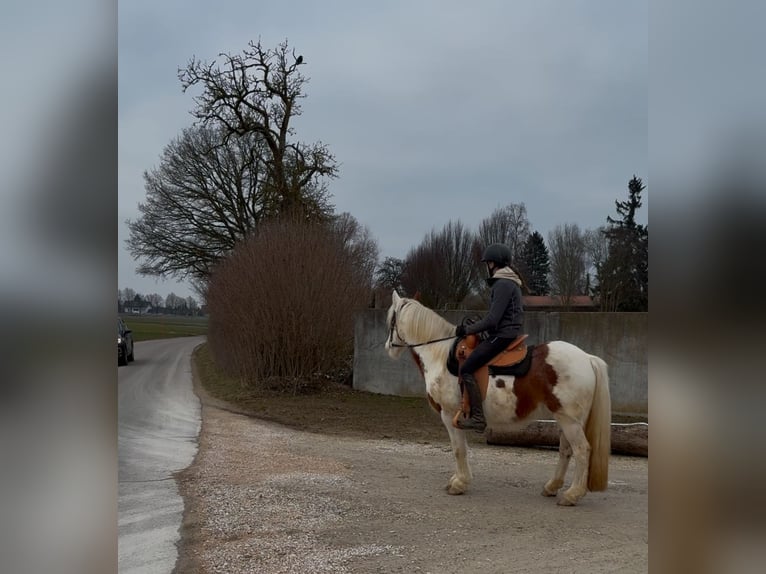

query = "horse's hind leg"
(440, 410), (472, 495)
(542, 430), (572, 497)
(553, 414), (590, 506)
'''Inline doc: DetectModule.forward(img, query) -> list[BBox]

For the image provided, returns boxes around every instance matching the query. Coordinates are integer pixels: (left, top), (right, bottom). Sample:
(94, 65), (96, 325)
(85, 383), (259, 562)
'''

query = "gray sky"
(118, 0), (647, 300)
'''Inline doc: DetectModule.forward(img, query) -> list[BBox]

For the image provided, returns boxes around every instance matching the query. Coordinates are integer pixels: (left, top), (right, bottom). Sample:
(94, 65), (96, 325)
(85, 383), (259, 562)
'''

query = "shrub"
(206, 218), (376, 390)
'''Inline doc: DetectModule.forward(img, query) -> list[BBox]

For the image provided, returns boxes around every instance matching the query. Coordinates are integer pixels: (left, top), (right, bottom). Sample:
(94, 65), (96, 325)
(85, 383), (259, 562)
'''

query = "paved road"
(118, 336), (205, 574)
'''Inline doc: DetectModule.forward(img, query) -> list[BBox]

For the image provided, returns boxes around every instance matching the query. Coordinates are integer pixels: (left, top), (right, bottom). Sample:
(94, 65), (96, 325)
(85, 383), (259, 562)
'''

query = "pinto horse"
(384, 291), (611, 506)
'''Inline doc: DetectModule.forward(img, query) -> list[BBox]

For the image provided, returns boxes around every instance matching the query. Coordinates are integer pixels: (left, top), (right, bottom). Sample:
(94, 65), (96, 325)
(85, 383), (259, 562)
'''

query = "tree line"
(117, 288), (203, 315)
(124, 38), (646, 390)
(374, 176), (647, 312)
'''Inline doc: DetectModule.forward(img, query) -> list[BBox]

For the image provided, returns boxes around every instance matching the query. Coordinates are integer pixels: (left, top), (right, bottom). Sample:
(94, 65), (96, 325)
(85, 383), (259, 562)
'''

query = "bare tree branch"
(478, 203), (531, 271)
(402, 220), (479, 309)
(127, 125), (334, 282)
(178, 39), (337, 215)
(548, 223), (588, 308)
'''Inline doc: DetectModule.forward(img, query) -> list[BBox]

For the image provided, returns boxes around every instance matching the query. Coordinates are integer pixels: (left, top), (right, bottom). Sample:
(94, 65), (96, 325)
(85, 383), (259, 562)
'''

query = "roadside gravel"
(174, 376), (648, 574)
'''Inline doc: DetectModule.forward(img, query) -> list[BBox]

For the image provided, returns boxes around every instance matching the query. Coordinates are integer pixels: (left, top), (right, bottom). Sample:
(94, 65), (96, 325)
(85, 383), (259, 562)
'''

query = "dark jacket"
(465, 267), (524, 338)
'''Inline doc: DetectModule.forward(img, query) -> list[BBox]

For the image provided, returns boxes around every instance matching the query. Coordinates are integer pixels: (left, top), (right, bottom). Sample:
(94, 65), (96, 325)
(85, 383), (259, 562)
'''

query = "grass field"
(120, 314), (208, 342)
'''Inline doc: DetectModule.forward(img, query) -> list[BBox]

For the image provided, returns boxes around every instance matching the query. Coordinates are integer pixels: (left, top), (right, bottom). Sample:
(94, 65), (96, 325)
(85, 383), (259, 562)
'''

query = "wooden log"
(485, 420), (648, 457)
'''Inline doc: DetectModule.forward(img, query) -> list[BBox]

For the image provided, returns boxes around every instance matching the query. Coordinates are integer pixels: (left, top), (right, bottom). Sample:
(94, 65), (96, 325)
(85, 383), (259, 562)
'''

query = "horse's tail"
(586, 355), (611, 491)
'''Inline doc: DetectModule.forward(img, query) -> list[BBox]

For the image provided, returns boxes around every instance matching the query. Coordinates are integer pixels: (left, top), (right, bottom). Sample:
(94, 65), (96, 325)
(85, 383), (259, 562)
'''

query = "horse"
(384, 290), (611, 506)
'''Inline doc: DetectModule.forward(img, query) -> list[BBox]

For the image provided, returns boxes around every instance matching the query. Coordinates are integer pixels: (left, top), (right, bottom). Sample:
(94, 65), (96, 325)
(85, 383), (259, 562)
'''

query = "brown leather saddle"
(452, 334), (530, 426)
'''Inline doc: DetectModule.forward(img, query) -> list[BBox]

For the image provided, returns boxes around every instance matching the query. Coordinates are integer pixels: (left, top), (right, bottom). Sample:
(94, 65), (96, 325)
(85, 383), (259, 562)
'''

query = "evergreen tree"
(521, 231), (550, 295)
(597, 176), (648, 311)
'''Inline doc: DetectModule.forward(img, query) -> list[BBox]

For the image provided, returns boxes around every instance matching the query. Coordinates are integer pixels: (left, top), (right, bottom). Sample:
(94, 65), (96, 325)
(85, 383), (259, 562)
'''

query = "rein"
(389, 336), (457, 348)
(388, 305), (457, 349)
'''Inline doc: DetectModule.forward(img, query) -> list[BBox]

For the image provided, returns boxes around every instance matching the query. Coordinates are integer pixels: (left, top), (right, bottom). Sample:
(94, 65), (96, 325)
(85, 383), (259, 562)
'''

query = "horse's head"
(385, 290), (456, 361)
(385, 290), (409, 359)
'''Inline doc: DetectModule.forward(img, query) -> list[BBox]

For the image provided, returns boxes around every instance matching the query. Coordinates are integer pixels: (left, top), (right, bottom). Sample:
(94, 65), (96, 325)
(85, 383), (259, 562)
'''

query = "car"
(118, 318), (135, 366)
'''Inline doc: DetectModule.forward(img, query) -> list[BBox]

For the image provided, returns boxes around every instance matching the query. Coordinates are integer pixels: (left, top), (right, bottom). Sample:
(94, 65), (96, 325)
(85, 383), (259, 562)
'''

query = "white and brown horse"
(384, 291), (611, 506)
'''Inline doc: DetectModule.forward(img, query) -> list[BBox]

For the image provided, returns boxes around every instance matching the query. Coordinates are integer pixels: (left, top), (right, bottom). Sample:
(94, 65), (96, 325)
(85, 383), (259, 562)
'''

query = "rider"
(454, 243), (524, 431)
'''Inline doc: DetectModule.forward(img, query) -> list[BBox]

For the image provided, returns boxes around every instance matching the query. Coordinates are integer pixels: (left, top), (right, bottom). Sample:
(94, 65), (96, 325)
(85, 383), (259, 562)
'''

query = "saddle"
(448, 334), (534, 425)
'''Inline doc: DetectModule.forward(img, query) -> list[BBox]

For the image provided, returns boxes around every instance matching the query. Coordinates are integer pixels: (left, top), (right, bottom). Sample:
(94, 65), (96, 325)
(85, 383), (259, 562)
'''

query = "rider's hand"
(455, 324), (466, 338)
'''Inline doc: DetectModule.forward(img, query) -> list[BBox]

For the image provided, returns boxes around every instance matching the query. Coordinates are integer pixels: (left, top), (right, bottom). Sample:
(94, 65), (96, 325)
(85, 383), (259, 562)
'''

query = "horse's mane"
(400, 299), (455, 363)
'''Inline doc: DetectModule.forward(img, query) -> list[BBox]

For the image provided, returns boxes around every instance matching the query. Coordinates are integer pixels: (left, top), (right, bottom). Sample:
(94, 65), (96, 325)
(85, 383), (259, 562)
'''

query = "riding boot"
(457, 373), (486, 432)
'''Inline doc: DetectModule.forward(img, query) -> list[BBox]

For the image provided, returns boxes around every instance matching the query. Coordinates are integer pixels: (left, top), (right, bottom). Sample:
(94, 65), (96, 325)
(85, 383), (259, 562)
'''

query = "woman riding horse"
(454, 243), (524, 431)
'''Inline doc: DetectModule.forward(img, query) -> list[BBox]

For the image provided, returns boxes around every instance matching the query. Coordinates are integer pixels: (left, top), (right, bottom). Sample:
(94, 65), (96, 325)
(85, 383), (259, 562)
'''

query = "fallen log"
(485, 420), (648, 457)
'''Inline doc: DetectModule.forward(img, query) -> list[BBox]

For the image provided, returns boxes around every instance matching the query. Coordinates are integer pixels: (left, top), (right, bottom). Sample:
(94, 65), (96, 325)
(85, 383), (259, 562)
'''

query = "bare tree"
(186, 296), (199, 314)
(165, 292), (185, 312)
(374, 257), (405, 292)
(128, 122), (333, 282)
(583, 226), (609, 296)
(128, 40), (337, 287)
(128, 125), (267, 281)
(179, 39), (338, 215)
(121, 287), (136, 303)
(329, 212), (379, 289)
(145, 293), (164, 309)
(441, 220), (480, 306)
(478, 203), (531, 271)
(373, 257), (405, 308)
(401, 239), (447, 306)
(402, 220), (478, 309)
(548, 223), (588, 309)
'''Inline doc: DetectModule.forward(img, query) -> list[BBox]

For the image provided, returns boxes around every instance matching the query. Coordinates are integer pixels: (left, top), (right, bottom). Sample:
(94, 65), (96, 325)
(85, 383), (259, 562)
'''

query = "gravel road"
(175, 379), (648, 574)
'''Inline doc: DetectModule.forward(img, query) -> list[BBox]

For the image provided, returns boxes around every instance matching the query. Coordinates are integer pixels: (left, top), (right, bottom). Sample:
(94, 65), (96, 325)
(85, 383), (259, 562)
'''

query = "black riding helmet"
(480, 243), (512, 267)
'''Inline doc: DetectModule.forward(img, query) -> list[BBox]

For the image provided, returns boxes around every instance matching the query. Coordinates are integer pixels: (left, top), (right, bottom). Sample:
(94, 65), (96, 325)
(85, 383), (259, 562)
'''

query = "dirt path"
(175, 384), (647, 574)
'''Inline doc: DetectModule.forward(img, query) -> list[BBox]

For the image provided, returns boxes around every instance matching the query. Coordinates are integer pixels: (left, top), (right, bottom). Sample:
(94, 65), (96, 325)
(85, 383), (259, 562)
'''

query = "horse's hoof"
(542, 480), (563, 497)
(446, 476), (467, 495)
(447, 484), (466, 495)
(557, 495), (577, 506)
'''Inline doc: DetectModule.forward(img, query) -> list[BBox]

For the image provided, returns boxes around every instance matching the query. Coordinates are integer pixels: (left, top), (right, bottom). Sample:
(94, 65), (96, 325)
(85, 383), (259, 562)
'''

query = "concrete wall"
(353, 310), (647, 417)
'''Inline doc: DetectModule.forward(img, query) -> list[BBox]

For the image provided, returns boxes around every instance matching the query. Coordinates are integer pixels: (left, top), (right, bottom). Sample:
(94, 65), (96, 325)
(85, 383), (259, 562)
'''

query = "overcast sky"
(118, 0), (647, 300)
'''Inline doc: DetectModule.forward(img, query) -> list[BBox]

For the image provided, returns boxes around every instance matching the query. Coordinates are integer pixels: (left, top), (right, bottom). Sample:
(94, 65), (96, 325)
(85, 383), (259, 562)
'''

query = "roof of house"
(523, 295), (595, 308)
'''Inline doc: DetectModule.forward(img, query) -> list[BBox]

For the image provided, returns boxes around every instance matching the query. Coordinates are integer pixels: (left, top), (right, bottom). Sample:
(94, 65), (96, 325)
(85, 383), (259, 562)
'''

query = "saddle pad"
(446, 338), (460, 376)
(488, 345), (535, 378)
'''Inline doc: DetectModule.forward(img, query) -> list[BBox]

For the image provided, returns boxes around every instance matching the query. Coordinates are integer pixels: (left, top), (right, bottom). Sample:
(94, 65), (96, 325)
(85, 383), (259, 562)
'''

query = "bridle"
(387, 302), (457, 349)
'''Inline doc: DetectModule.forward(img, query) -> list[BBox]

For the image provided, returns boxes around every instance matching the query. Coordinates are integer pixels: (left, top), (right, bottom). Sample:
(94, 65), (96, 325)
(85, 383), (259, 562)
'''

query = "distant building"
(522, 295), (597, 312)
(124, 297), (153, 315)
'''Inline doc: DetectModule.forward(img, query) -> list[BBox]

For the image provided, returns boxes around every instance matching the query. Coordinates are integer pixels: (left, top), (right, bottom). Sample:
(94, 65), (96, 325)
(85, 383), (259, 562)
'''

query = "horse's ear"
(392, 290), (401, 304)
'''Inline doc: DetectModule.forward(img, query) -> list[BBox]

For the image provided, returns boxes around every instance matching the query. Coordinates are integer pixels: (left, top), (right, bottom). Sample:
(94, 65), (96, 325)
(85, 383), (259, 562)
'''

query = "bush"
(206, 218), (375, 390)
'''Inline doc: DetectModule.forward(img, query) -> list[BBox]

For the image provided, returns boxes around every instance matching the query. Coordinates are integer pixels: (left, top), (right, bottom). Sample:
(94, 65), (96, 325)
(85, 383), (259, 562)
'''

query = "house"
(124, 298), (153, 315)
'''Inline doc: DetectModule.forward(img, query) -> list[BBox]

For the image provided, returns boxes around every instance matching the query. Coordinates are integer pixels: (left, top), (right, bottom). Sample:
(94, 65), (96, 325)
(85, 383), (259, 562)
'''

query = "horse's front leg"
(440, 409), (472, 495)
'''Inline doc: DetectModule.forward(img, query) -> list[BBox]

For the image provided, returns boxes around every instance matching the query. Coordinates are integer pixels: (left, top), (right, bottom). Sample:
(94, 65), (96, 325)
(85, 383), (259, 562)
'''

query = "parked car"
(118, 318), (134, 366)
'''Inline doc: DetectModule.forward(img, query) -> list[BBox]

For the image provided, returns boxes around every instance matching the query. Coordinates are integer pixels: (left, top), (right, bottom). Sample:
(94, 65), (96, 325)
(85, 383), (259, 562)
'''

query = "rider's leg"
(457, 336), (513, 432)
